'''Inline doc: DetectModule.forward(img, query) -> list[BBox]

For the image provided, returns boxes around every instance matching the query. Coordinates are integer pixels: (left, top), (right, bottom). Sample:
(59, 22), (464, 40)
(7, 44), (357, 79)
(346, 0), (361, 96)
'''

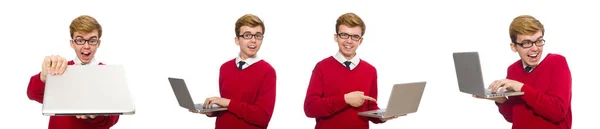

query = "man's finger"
(204, 98), (212, 109)
(206, 98), (218, 108)
(80, 115), (88, 119)
(58, 60), (67, 75)
(76, 115), (81, 119)
(56, 57), (65, 74)
(43, 56), (51, 70)
(208, 101), (217, 108)
(499, 85), (507, 93)
(362, 95), (376, 102)
(52, 57), (61, 75)
(488, 80), (501, 90)
(204, 100), (212, 109)
(89, 115), (96, 119)
(54, 58), (63, 74)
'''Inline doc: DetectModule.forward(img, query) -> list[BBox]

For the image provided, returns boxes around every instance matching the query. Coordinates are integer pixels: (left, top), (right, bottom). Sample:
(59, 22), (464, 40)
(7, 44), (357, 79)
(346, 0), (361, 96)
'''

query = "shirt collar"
(235, 53), (262, 69)
(333, 51), (360, 68)
(74, 57), (99, 65)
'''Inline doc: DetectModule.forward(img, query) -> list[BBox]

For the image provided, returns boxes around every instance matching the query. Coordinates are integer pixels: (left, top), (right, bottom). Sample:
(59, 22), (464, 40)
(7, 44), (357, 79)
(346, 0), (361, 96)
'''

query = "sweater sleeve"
(520, 56), (572, 123)
(304, 65), (349, 118)
(85, 115), (120, 129)
(367, 69), (384, 124)
(27, 73), (45, 104)
(495, 97), (514, 123)
(227, 68), (277, 128)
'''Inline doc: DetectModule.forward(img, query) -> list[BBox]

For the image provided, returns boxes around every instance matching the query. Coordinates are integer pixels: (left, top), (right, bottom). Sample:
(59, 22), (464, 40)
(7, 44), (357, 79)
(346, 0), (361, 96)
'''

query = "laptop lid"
(452, 52), (487, 96)
(384, 81), (427, 116)
(167, 77), (197, 110)
(42, 65), (135, 116)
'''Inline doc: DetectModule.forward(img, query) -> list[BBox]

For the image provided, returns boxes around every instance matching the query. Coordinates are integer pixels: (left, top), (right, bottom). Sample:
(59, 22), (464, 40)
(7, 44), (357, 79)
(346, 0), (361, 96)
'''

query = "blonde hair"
(69, 15), (102, 38)
(509, 15), (544, 43)
(336, 12), (366, 36)
(235, 14), (265, 36)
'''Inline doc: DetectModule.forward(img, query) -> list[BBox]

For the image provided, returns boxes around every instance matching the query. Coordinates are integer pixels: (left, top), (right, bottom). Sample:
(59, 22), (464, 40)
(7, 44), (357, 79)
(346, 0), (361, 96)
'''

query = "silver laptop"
(167, 77), (227, 113)
(359, 81), (427, 118)
(42, 65), (135, 116)
(452, 52), (524, 98)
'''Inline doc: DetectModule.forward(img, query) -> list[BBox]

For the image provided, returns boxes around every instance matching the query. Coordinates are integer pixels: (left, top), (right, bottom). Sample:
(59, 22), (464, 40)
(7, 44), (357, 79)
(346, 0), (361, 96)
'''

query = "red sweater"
(209, 59), (277, 129)
(304, 56), (384, 129)
(496, 53), (572, 129)
(26, 60), (120, 129)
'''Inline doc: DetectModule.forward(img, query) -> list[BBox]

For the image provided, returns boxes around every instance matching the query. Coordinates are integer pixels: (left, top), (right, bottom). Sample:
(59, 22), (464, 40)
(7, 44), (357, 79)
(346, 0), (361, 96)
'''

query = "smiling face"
(335, 25), (363, 59)
(233, 14), (265, 60)
(334, 12), (366, 60)
(511, 31), (544, 66)
(235, 26), (263, 60)
(508, 15), (545, 67)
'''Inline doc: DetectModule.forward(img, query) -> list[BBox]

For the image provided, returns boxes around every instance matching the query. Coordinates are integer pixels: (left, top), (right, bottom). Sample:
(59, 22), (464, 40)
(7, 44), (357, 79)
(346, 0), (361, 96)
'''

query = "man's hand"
(189, 109), (213, 116)
(488, 79), (524, 93)
(75, 115), (97, 120)
(380, 114), (404, 122)
(344, 91), (376, 107)
(203, 97), (231, 108)
(40, 55), (68, 82)
(472, 94), (508, 103)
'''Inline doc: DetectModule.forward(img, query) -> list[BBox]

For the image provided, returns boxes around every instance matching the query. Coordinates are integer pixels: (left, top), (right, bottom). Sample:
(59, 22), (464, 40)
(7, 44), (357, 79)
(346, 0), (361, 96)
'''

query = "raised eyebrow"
(536, 36), (543, 40)
(521, 39), (534, 42)
(74, 36), (98, 40)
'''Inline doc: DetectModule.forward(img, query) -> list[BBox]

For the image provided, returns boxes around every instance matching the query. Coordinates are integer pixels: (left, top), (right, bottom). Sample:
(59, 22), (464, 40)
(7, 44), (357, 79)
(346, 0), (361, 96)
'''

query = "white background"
(1, 0), (598, 129)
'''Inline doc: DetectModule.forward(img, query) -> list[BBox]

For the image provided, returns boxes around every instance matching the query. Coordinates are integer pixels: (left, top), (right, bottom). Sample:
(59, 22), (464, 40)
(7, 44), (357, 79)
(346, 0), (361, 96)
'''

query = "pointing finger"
(362, 95), (376, 102)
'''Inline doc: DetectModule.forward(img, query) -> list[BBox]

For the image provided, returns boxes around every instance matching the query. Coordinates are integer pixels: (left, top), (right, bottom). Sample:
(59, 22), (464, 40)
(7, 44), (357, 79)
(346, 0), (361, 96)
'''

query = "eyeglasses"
(337, 33), (362, 41)
(72, 38), (99, 45)
(514, 39), (545, 48)
(238, 33), (264, 40)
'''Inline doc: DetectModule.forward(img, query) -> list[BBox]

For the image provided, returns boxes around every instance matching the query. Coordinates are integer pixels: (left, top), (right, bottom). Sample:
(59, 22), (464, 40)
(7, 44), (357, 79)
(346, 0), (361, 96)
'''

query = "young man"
(26, 15), (120, 129)
(475, 15), (572, 129)
(190, 14), (277, 129)
(303, 12), (398, 129)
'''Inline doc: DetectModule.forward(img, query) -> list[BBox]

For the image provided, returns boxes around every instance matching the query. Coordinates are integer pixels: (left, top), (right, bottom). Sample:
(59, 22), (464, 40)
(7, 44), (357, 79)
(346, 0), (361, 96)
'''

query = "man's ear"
(333, 33), (338, 43)
(510, 43), (517, 52)
(235, 37), (240, 46)
(70, 40), (75, 49)
(358, 38), (363, 46)
(97, 40), (101, 48)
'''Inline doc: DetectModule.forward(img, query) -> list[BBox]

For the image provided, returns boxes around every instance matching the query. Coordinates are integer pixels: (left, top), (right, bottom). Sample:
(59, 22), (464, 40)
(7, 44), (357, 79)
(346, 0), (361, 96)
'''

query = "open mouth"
(527, 53), (538, 58)
(81, 51), (91, 57)
(248, 45), (256, 50)
(343, 45), (352, 49)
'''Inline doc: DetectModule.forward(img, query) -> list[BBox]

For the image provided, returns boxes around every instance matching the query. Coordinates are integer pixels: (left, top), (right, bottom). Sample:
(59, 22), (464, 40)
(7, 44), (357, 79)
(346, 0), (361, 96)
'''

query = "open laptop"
(167, 77), (227, 113)
(42, 65), (135, 116)
(358, 81), (427, 118)
(452, 51), (524, 98)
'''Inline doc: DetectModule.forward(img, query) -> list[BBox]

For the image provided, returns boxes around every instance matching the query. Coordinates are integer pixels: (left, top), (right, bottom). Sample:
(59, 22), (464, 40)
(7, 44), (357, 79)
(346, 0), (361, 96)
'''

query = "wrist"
(40, 75), (46, 82)
(495, 97), (507, 104)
